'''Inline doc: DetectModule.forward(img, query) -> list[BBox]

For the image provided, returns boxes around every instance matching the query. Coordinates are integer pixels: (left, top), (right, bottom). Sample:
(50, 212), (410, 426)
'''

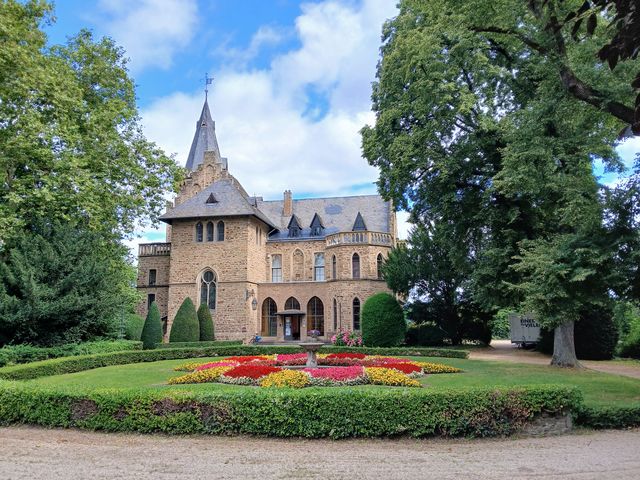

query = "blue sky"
(42, 0), (638, 249)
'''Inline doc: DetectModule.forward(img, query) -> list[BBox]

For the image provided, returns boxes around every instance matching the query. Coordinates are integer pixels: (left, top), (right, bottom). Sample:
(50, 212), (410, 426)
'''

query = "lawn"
(28, 356), (640, 408)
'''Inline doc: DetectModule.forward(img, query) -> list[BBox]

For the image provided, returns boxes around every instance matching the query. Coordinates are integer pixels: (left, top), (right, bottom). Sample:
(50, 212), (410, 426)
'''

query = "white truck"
(508, 313), (541, 347)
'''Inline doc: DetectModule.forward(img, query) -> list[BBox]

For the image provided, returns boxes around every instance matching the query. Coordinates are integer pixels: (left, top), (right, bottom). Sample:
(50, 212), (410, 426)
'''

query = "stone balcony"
(138, 242), (172, 257)
(325, 231), (393, 248)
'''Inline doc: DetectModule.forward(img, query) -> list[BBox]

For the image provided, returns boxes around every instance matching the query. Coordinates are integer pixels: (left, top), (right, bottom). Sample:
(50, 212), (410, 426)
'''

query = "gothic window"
(285, 296), (300, 311)
(352, 212), (367, 231)
(271, 254), (282, 283)
(332, 254), (337, 280)
(148, 269), (157, 286)
(314, 253), (325, 281)
(216, 221), (225, 241)
(288, 215), (301, 238)
(333, 298), (338, 331)
(195, 222), (203, 242)
(292, 249), (304, 280)
(207, 221), (214, 242)
(352, 253), (360, 279)
(353, 298), (361, 330)
(377, 253), (384, 279)
(261, 298), (278, 337)
(200, 270), (217, 310)
(310, 213), (324, 236)
(307, 297), (324, 335)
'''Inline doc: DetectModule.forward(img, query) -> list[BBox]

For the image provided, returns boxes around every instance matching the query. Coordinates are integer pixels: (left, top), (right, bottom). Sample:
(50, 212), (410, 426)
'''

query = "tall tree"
(362, 0), (636, 366)
(0, 0), (182, 241)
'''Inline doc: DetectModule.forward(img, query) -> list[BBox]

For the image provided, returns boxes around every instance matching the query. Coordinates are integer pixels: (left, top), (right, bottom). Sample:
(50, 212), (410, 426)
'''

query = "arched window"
(332, 255), (337, 280)
(377, 253), (384, 279)
(195, 222), (203, 242)
(307, 296), (324, 335)
(352, 253), (360, 279)
(261, 298), (278, 336)
(333, 298), (338, 331)
(285, 297), (300, 311)
(200, 270), (217, 309)
(216, 221), (225, 241)
(206, 221), (214, 242)
(353, 298), (361, 330)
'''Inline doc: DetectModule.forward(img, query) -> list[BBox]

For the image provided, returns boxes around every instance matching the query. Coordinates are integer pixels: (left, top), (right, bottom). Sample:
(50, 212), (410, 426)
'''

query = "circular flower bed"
(169, 353), (461, 388)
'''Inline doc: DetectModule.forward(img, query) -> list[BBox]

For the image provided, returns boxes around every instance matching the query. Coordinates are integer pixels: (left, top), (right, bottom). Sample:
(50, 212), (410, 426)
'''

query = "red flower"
(223, 365), (282, 379)
(326, 352), (367, 360)
(373, 362), (422, 374)
(226, 356), (270, 363)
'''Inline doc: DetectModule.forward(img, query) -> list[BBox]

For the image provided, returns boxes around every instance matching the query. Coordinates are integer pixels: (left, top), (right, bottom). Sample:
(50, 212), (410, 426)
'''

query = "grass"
(27, 356), (640, 408)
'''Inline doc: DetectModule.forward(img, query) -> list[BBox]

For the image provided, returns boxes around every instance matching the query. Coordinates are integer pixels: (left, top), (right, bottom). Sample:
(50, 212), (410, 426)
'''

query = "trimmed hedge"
(362, 293), (406, 347)
(169, 297), (199, 343)
(0, 340), (142, 367)
(156, 340), (243, 349)
(0, 345), (468, 381)
(0, 382), (580, 438)
(141, 302), (163, 350)
(197, 305), (215, 341)
(575, 404), (640, 429)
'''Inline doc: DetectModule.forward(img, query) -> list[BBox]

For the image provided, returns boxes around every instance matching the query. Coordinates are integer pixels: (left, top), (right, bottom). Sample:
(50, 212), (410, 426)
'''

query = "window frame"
(314, 252), (325, 281)
(271, 254), (283, 283)
(200, 270), (217, 310)
(352, 252), (360, 279)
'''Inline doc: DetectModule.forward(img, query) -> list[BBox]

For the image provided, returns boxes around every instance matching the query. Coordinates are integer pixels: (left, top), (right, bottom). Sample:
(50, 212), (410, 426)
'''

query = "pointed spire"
(185, 98), (222, 171)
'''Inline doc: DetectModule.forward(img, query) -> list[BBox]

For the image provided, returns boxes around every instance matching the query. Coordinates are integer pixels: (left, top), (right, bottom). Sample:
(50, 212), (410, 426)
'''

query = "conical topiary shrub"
(361, 293), (406, 347)
(140, 302), (163, 349)
(197, 304), (215, 341)
(169, 297), (199, 342)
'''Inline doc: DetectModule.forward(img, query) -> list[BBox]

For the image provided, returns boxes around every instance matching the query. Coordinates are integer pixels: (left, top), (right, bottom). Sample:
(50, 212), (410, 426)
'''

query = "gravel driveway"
(1, 426), (639, 480)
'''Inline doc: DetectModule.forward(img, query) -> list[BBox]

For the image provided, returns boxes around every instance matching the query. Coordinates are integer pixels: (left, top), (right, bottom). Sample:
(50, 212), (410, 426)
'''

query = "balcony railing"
(325, 231), (393, 247)
(138, 242), (171, 257)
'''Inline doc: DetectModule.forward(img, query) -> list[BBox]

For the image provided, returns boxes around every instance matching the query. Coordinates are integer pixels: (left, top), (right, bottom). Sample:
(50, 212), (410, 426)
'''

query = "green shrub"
(0, 382), (580, 438)
(619, 315), (640, 359)
(197, 304), (215, 341)
(489, 310), (512, 340)
(169, 298), (199, 343)
(156, 340), (242, 349)
(140, 302), (163, 350)
(124, 313), (145, 341)
(405, 323), (447, 346)
(362, 293), (406, 347)
(0, 345), (468, 381)
(0, 340), (142, 367)
(575, 404), (640, 429)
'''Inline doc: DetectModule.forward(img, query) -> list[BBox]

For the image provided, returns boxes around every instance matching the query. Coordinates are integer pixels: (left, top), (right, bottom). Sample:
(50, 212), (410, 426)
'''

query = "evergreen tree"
(361, 293), (406, 347)
(197, 304), (215, 341)
(169, 298), (199, 343)
(140, 302), (162, 349)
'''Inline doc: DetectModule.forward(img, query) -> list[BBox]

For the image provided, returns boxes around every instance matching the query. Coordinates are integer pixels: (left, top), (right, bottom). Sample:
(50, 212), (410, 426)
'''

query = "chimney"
(283, 190), (293, 216)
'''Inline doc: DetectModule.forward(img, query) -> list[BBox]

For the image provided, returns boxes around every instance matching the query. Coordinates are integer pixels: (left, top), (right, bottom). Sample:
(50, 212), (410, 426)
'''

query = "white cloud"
(138, 0), (408, 250)
(97, 0), (198, 72)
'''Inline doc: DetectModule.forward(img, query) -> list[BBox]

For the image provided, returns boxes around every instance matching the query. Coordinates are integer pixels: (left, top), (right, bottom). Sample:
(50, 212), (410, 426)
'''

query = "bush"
(169, 298), (199, 343)
(156, 340), (242, 349)
(124, 313), (145, 341)
(0, 382), (580, 438)
(197, 304), (215, 341)
(362, 293), (406, 347)
(575, 404), (640, 429)
(489, 310), (512, 340)
(0, 345), (468, 381)
(0, 340), (142, 367)
(619, 315), (640, 359)
(140, 302), (163, 350)
(537, 305), (619, 360)
(405, 323), (446, 346)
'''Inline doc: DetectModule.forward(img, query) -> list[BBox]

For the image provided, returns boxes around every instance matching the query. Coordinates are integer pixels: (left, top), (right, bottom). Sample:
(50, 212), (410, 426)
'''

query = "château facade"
(136, 99), (398, 342)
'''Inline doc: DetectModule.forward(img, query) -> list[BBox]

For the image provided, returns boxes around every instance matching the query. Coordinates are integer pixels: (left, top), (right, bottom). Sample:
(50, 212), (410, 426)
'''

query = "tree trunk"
(550, 321), (581, 368)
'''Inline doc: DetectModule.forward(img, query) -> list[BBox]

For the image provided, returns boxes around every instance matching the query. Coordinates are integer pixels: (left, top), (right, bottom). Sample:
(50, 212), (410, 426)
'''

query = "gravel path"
(470, 340), (640, 379)
(1, 426), (639, 479)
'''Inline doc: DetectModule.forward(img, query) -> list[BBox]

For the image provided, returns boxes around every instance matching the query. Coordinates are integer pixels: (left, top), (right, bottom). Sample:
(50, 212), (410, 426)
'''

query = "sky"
(43, 0), (638, 254)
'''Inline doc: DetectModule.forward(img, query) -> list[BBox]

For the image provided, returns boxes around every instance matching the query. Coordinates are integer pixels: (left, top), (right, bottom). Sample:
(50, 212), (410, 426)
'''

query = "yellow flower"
(168, 366), (232, 384)
(173, 361), (207, 372)
(260, 369), (310, 388)
(364, 367), (421, 387)
(414, 362), (462, 374)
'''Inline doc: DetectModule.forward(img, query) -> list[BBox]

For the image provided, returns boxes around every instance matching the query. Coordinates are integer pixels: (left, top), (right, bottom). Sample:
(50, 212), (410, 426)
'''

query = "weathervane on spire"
(204, 72), (213, 100)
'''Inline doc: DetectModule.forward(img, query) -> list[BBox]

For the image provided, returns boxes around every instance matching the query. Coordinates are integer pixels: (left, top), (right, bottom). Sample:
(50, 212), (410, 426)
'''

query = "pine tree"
(169, 298), (199, 343)
(197, 304), (215, 341)
(140, 302), (162, 349)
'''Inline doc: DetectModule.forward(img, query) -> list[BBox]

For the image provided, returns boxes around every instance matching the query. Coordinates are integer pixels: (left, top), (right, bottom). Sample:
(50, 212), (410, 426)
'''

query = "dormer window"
(288, 215), (302, 238)
(352, 212), (367, 231)
(205, 193), (218, 204)
(310, 213), (324, 236)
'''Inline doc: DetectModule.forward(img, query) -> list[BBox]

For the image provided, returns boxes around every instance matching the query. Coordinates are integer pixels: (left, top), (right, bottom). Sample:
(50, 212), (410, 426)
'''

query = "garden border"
(0, 345), (468, 381)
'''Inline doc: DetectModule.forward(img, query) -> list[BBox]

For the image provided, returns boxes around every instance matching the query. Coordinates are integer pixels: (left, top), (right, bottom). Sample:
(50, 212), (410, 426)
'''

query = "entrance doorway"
(284, 315), (301, 340)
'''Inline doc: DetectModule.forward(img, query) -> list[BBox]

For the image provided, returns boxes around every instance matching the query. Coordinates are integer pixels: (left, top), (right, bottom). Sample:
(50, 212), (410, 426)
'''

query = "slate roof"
(160, 178), (276, 227)
(255, 195), (391, 241)
(185, 100), (221, 171)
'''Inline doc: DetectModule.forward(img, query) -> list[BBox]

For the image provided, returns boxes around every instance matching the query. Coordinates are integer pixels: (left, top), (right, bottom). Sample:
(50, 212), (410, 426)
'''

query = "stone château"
(136, 98), (398, 342)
